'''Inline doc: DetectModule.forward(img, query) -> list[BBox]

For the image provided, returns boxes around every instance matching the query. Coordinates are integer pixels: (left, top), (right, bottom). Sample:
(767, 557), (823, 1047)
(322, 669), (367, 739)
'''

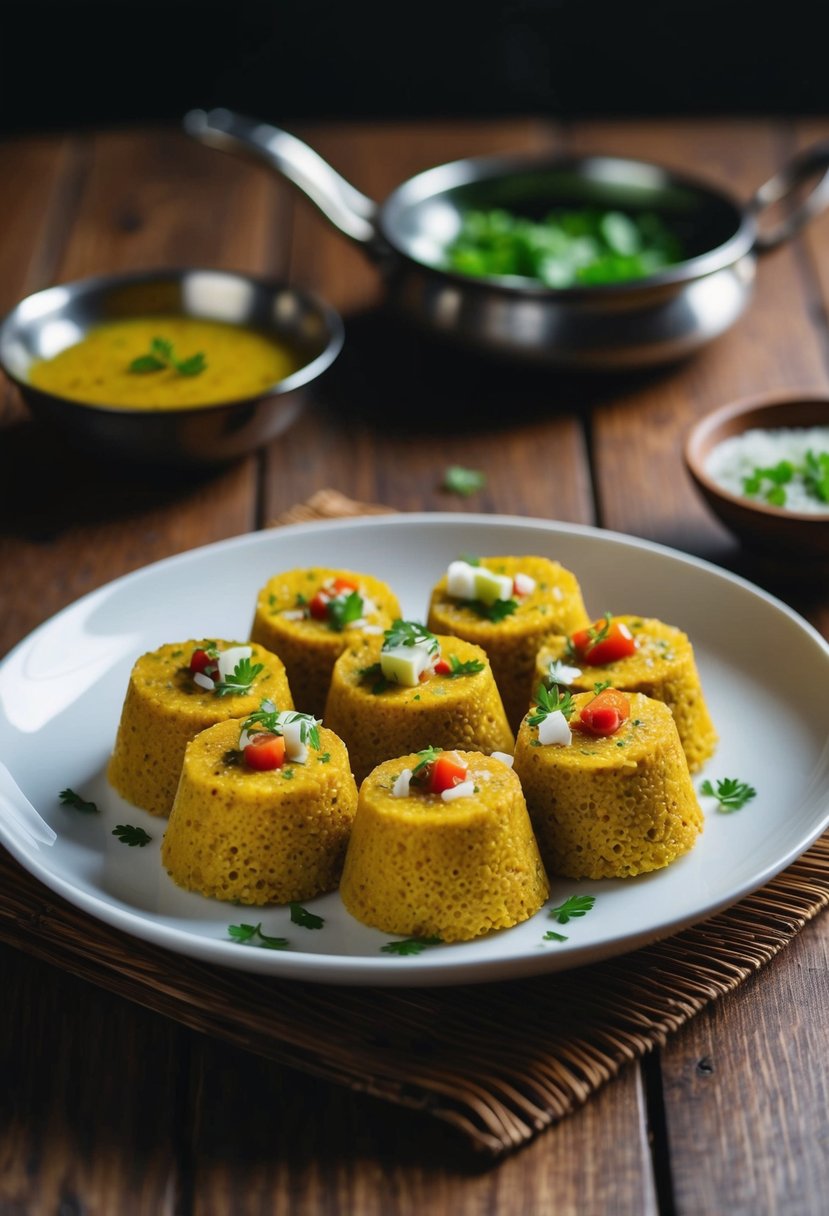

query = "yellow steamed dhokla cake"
(426, 555), (589, 732)
(533, 613), (717, 772)
(513, 687), (702, 879)
(339, 748), (549, 942)
(108, 639), (293, 817)
(161, 712), (358, 905)
(250, 568), (401, 718)
(323, 620), (514, 784)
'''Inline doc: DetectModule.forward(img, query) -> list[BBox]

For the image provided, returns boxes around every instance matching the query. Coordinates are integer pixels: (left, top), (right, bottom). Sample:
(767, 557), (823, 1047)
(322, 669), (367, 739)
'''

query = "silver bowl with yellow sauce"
(0, 268), (344, 466)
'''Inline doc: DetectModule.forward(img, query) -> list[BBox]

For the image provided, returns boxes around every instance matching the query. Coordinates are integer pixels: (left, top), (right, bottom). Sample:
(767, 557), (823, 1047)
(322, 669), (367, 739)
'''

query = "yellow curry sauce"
(29, 316), (301, 410)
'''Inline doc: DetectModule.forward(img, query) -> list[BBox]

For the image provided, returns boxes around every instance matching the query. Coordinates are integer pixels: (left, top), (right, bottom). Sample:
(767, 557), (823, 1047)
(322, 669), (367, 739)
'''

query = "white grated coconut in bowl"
(705, 426), (829, 514)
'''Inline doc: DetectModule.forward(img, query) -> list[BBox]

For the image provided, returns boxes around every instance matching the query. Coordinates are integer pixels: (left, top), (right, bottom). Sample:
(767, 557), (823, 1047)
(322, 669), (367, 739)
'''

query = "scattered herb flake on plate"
(228, 922), (290, 950)
(699, 777), (757, 812)
(380, 936), (442, 956)
(59, 787), (98, 813)
(112, 823), (152, 847)
(548, 894), (596, 924)
(289, 903), (325, 930)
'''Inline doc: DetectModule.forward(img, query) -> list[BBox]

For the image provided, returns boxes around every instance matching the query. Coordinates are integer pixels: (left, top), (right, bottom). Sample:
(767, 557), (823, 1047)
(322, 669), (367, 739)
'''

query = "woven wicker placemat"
(2, 491), (828, 1159)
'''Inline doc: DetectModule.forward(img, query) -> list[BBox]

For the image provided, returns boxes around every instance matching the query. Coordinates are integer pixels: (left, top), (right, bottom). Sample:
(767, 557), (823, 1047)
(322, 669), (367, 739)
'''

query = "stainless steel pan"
(185, 108), (829, 370)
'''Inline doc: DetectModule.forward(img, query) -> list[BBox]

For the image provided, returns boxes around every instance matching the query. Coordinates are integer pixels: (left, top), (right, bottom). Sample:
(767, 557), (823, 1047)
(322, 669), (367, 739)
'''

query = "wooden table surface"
(1, 115), (828, 1215)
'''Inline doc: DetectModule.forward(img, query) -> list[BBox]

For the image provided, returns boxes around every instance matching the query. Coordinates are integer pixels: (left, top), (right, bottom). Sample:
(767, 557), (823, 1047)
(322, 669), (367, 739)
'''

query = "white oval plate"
(1, 514), (828, 987)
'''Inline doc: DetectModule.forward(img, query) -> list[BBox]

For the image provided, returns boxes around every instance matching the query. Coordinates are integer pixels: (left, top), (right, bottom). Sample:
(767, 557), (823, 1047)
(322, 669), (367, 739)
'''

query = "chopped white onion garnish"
(281, 609), (306, 621)
(361, 595), (378, 616)
(552, 586), (563, 601)
(546, 660), (582, 686)
(441, 780), (476, 802)
(537, 710), (572, 747)
(238, 727), (252, 749)
(490, 751), (514, 768)
(193, 672), (215, 691)
(513, 572), (536, 596)
(261, 699), (276, 714)
(361, 624), (384, 635)
(446, 560), (478, 599)
(217, 645), (252, 679)
(392, 768), (412, 798)
(280, 718), (308, 763)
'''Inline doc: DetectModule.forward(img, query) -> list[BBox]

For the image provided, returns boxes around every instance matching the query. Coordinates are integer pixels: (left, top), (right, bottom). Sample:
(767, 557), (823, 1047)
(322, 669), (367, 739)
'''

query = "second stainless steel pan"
(185, 108), (829, 370)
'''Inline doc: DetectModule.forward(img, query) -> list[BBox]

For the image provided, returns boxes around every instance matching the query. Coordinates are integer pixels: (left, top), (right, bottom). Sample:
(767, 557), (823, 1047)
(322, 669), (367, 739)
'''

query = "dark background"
(1, 0), (826, 135)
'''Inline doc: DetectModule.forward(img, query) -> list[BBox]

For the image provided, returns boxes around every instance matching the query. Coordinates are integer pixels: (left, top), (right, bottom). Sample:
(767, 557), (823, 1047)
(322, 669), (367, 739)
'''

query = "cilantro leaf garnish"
(128, 336), (207, 378)
(213, 657), (264, 697)
(542, 930), (568, 943)
(241, 706), (321, 751)
(446, 654), (485, 677)
(289, 902), (325, 930)
(470, 597), (518, 623)
(742, 450), (829, 508)
(357, 661), (390, 695)
(411, 745), (442, 777)
(383, 619), (439, 653)
(593, 680), (612, 695)
(112, 823), (152, 847)
(803, 449), (829, 503)
(547, 894), (596, 924)
(228, 922), (290, 950)
(59, 787), (98, 813)
(442, 465), (487, 497)
(327, 590), (364, 632)
(381, 935), (442, 955)
(589, 612), (613, 645)
(527, 683), (576, 727)
(457, 553), (481, 566)
(699, 777), (757, 812)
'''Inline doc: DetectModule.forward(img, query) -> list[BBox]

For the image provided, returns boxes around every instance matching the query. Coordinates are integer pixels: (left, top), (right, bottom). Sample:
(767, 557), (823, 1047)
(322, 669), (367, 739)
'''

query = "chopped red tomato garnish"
(428, 752), (468, 794)
(574, 688), (631, 737)
(570, 618), (636, 665)
(243, 732), (286, 770)
(189, 648), (217, 674)
(308, 591), (331, 620)
(433, 657), (451, 675)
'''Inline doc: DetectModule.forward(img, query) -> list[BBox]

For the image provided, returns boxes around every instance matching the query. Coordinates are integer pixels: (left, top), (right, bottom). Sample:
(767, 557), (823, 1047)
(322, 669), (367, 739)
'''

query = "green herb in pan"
(445, 207), (683, 289)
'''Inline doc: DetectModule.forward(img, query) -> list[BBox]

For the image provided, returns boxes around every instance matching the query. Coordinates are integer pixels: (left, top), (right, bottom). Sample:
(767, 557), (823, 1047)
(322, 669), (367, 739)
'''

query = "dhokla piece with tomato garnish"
(513, 686), (702, 880)
(161, 709), (357, 905)
(339, 748), (549, 942)
(108, 640), (294, 817)
(323, 620), (514, 783)
(533, 614), (717, 772)
(250, 568), (401, 718)
(426, 556), (590, 732)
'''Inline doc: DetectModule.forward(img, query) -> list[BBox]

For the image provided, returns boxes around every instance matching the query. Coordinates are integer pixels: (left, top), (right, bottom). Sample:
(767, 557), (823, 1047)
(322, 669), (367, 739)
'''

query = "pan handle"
(749, 141), (829, 252)
(183, 108), (381, 249)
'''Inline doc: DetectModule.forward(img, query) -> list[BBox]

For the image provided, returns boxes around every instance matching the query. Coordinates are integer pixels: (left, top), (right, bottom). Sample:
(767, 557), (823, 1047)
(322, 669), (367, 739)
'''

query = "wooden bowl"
(684, 390), (829, 558)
